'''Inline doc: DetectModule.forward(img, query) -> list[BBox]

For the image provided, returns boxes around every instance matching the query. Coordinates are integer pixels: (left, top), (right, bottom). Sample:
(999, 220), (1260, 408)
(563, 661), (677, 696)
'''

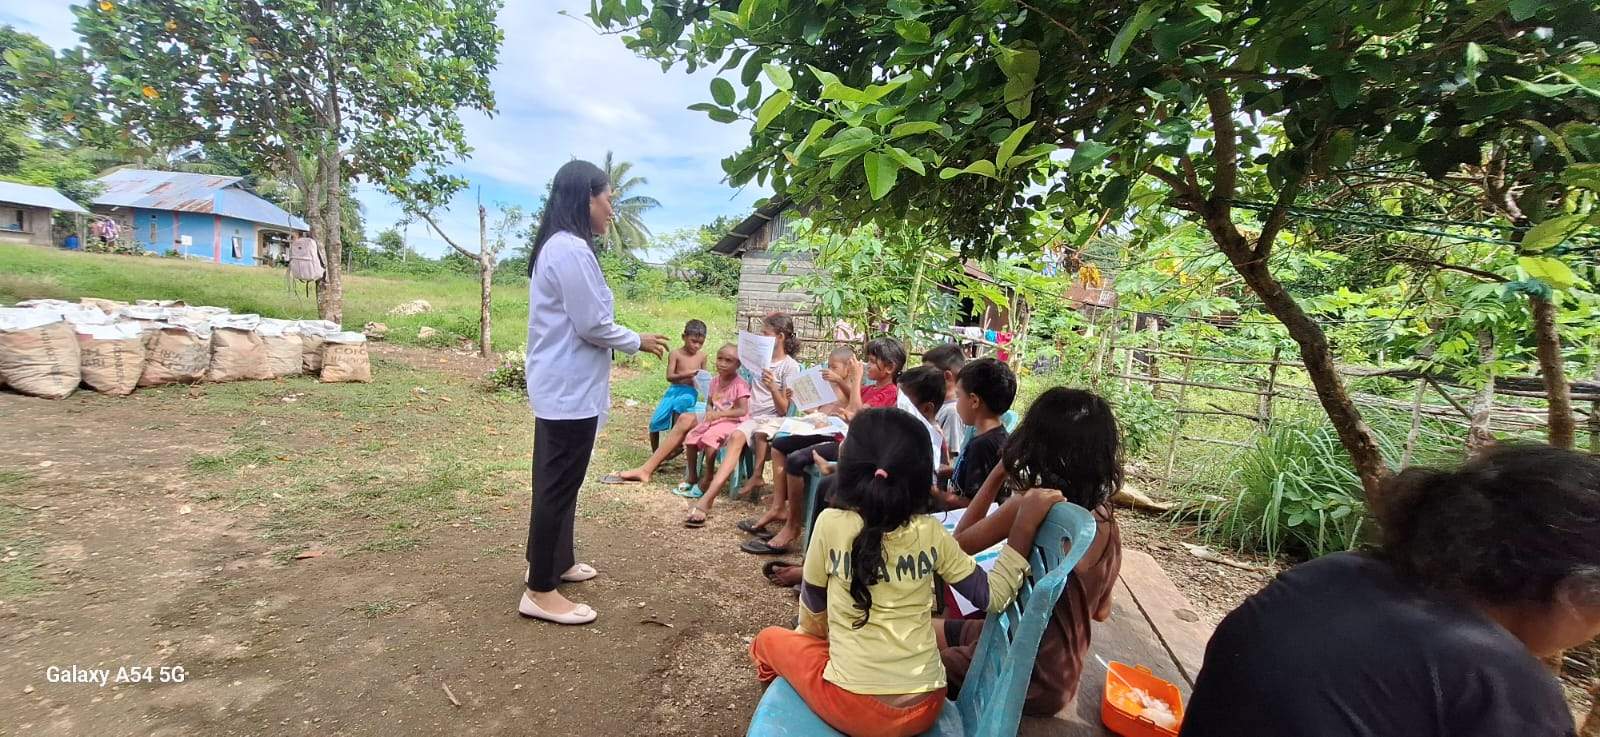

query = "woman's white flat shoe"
(518, 593), (598, 625)
(524, 563), (600, 584)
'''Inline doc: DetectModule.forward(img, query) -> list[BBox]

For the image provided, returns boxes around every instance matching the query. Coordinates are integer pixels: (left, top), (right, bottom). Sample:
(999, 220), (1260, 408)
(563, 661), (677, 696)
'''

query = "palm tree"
(600, 150), (661, 254)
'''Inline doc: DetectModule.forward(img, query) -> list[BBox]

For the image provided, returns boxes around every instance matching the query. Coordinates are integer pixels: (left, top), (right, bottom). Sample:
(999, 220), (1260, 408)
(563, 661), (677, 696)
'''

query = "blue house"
(90, 169), (309, 266)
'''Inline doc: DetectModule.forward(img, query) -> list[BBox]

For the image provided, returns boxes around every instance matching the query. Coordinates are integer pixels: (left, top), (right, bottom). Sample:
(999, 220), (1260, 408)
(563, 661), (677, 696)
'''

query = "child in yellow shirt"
(748, 408), (1066, 737)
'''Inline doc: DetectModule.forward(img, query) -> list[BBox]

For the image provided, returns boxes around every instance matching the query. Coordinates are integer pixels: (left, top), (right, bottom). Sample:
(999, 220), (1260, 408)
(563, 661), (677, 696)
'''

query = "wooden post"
(1401, 378), (1427, 469)
(1090, 311), (1111, 386)
(1120, 314), (1136, 391)
(1259, 346), (1282, 431)
(1590, 348), (1599, 454)
(1163, 354), (1195, 478)
(904, 252), (927, 348)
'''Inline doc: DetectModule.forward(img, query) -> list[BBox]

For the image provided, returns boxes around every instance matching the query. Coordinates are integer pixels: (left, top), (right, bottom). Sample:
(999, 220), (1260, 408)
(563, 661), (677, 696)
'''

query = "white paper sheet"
(789, 366), (841, 412)
(935, 504), (1003, 616)
(775, 415), (849, 438)
(737, 331), (775, 378)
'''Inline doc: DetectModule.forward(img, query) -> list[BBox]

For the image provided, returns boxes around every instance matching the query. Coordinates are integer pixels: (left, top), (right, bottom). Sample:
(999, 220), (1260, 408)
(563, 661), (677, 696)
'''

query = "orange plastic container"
(1101, 661), (1184, 737)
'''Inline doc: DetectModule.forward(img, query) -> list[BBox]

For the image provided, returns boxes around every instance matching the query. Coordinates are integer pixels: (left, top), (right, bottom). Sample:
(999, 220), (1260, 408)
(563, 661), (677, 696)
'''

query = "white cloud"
(1, 0), (767, 258)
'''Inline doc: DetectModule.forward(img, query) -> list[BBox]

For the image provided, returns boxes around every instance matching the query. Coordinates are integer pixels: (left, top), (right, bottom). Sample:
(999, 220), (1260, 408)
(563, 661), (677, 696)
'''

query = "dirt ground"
(2, 345), (1592, 736)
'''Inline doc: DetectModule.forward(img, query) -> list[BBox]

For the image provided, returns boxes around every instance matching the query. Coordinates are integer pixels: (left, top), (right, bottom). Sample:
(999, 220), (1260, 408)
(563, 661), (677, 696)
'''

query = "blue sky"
(1, 1), (766, 260)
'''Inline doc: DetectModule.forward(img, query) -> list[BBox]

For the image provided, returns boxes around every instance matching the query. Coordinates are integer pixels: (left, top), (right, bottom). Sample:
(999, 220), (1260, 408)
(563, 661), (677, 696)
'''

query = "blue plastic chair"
(746, 502), (1099, 737)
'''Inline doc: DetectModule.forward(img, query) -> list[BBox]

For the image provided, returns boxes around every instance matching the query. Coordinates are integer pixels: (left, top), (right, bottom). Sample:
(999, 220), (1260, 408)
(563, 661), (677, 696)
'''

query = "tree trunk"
(477, 203), (492, 358)
(1530, 294), (1575, 448)
(1202, 209), (1388, 497)
(1468, 330), (1497, 455)
(315, 146), (345, 325)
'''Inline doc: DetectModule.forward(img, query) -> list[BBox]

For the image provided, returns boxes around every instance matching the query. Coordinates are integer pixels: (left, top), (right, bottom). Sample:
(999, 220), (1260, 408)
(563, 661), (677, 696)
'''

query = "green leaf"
(886, 146), (926, 175)
(1196, 4), (1222, 22)
(795, 119), (836, 157)
(1464, 42), (1486, 84)
(994, 121), (1035, 170)
(818, 126), (876, 158)
(708, 9), (744, 28)
(821, 81), (877, 105)
(888, 121), (942, 140)
(1329, 73), (1359, 108)
(938, 159), (997, 179)
(995, 44), (1040, 118)
(1509, 78), (1576, 97)
(808, 65), (840, 88)
(893, 19), (931, 43)
(1326, 129), (1355, 168)
(1108, 2), (1156, 66)
(1518, 255), (1580, 290)
(1520, 214), (1584, 252)
(1068, 140), (1114, 174)
(863, 152), (899, 200)
(710, 77), (735, 106)
(763, 64), (793, 91)
(1508, 0), (1539, 20)
(707, 108), (740, 124)
(754, 89), (791, 131)
(737, 0), (763, 29)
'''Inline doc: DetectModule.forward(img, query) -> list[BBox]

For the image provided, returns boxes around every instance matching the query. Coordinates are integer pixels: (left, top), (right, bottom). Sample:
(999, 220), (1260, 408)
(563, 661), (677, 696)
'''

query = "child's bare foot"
(684, 505), (708, 528)
(610, 468), (649, 484)
(736, 477), (768, 497)
(763, 562), (802, 587)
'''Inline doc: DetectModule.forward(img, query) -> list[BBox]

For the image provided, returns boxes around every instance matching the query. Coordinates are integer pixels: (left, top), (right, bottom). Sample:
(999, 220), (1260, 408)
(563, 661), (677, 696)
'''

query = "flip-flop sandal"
(736, 519), (768, 535)
(518, 594), (598, 625)
(684, 510), (707, 529)
(762, 561), (800, 586)
(673, 482), (694, 495)
(740, 538), (789, 555)
(600, 474), (642, 485)
(671, 484), (705, 499)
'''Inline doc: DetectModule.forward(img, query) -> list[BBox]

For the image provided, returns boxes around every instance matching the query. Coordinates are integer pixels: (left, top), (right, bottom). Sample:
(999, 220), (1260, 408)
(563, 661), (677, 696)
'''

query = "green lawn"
(0, 243), (734, 354)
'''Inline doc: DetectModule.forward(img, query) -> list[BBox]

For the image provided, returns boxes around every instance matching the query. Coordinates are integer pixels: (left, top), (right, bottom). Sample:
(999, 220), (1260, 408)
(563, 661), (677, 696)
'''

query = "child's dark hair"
(922, 343), (966, 373)
(898, 365), (945, 411)
(956, 357), (1017, 415)
(764, 313), (801, 356)
(683, 319), (707, 338)
(1002, 388), (1123, 509)
(832, 408), (938, 628)
(1373, 444), (1600, 606)
(863, 336), (907, 382)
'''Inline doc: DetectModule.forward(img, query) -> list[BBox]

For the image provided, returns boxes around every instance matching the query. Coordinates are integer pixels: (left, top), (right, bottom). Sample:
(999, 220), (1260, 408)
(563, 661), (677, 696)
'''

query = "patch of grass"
(0, 505), (46, 598)
(0, 470), (29, 488)
(355, 535), (423, 554)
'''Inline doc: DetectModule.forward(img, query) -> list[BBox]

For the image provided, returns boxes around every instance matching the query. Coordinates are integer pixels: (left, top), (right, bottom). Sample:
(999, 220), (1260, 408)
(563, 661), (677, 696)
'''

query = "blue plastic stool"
(746, 502), (1100, 737)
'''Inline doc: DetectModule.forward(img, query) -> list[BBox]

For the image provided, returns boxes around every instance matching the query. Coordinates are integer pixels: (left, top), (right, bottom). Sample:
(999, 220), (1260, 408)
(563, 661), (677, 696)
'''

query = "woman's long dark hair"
(1002, 388), (1123, 509)
(528, 159), (610, 275)
(831, 408), (937, 628)
(1374, 444), (1600, 605)
(764, 312), (801, 357)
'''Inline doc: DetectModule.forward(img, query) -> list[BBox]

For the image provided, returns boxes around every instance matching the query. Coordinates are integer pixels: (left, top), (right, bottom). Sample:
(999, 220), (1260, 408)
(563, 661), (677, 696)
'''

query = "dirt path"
(0, 347), (789, 737)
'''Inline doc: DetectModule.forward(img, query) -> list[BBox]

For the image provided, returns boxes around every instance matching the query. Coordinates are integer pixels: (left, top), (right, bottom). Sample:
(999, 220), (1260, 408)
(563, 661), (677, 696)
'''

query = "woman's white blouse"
(525, 231), (640, 420)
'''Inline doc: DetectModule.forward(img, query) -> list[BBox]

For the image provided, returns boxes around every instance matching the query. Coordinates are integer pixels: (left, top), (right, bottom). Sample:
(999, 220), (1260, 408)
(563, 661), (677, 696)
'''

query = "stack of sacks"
(79, 297), (129, 314)
(257, 318), (304, 378)
(319, 331), (372, 383)
(0, 308), (82, 399)
(205, 314), (269, 382)
(298, 320), (341, 373)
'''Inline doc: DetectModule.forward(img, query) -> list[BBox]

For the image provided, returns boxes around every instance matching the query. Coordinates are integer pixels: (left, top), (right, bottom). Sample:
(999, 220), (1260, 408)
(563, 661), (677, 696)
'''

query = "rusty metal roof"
(91, 169), (308, 230)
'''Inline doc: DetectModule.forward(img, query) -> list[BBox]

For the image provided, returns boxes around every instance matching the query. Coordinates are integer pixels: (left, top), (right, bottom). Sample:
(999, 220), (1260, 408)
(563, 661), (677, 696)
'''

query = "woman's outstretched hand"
(638, 333), (669, 358)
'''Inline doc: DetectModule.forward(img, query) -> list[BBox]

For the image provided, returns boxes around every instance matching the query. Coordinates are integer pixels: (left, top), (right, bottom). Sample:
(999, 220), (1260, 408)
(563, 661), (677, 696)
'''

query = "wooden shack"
(711, 198), (837, 355)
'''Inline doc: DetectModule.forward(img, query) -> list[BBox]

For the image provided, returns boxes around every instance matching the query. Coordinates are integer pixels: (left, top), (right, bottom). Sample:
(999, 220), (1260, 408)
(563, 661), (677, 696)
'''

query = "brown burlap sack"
(0, 310), (81, 399)
(207, 327), (271, 382)
(258, 319), (303, 378)
(74, 323), (145, 396)
(80, 297), (129, 314)
(298, 320), (340, 372)
(319, 332), (372, 383)
(139, 325), (211, 386)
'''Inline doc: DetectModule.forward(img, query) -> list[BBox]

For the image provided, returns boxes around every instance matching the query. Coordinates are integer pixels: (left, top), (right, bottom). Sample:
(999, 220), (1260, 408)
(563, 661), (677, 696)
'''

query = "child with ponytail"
(748, 408), (1067, 737)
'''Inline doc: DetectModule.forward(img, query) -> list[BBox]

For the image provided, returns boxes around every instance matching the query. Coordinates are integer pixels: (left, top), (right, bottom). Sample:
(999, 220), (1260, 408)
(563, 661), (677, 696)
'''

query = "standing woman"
(521, 160), (668, 625)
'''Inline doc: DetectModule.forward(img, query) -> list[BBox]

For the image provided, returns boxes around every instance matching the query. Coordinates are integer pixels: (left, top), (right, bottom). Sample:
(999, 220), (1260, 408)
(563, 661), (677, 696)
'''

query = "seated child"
(921, 343), (968, 460)
(748, 408), (1068, 737)
(860, 336), (906, 409)
(938, 388), (1124, 716)
(738, 345), (857, 552)
(682, 343), (751, 528)
(693, 313), (801, 508)
(647, 320), (708, 485)
(941, 358), (1017, 509)
(896, 365), (950, 482)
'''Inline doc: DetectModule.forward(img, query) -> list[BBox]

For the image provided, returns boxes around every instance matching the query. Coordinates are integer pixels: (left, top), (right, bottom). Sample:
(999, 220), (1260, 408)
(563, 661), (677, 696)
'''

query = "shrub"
(1099, 381), (1173, 457)
(488, 344), (526, 392)
(1186, 409), (1464, 560)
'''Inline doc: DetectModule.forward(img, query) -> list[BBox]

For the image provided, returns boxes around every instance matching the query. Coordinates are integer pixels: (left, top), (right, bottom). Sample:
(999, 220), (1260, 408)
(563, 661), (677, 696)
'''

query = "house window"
(231, 235), (243, 259)
(4, 208), (23, 232)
